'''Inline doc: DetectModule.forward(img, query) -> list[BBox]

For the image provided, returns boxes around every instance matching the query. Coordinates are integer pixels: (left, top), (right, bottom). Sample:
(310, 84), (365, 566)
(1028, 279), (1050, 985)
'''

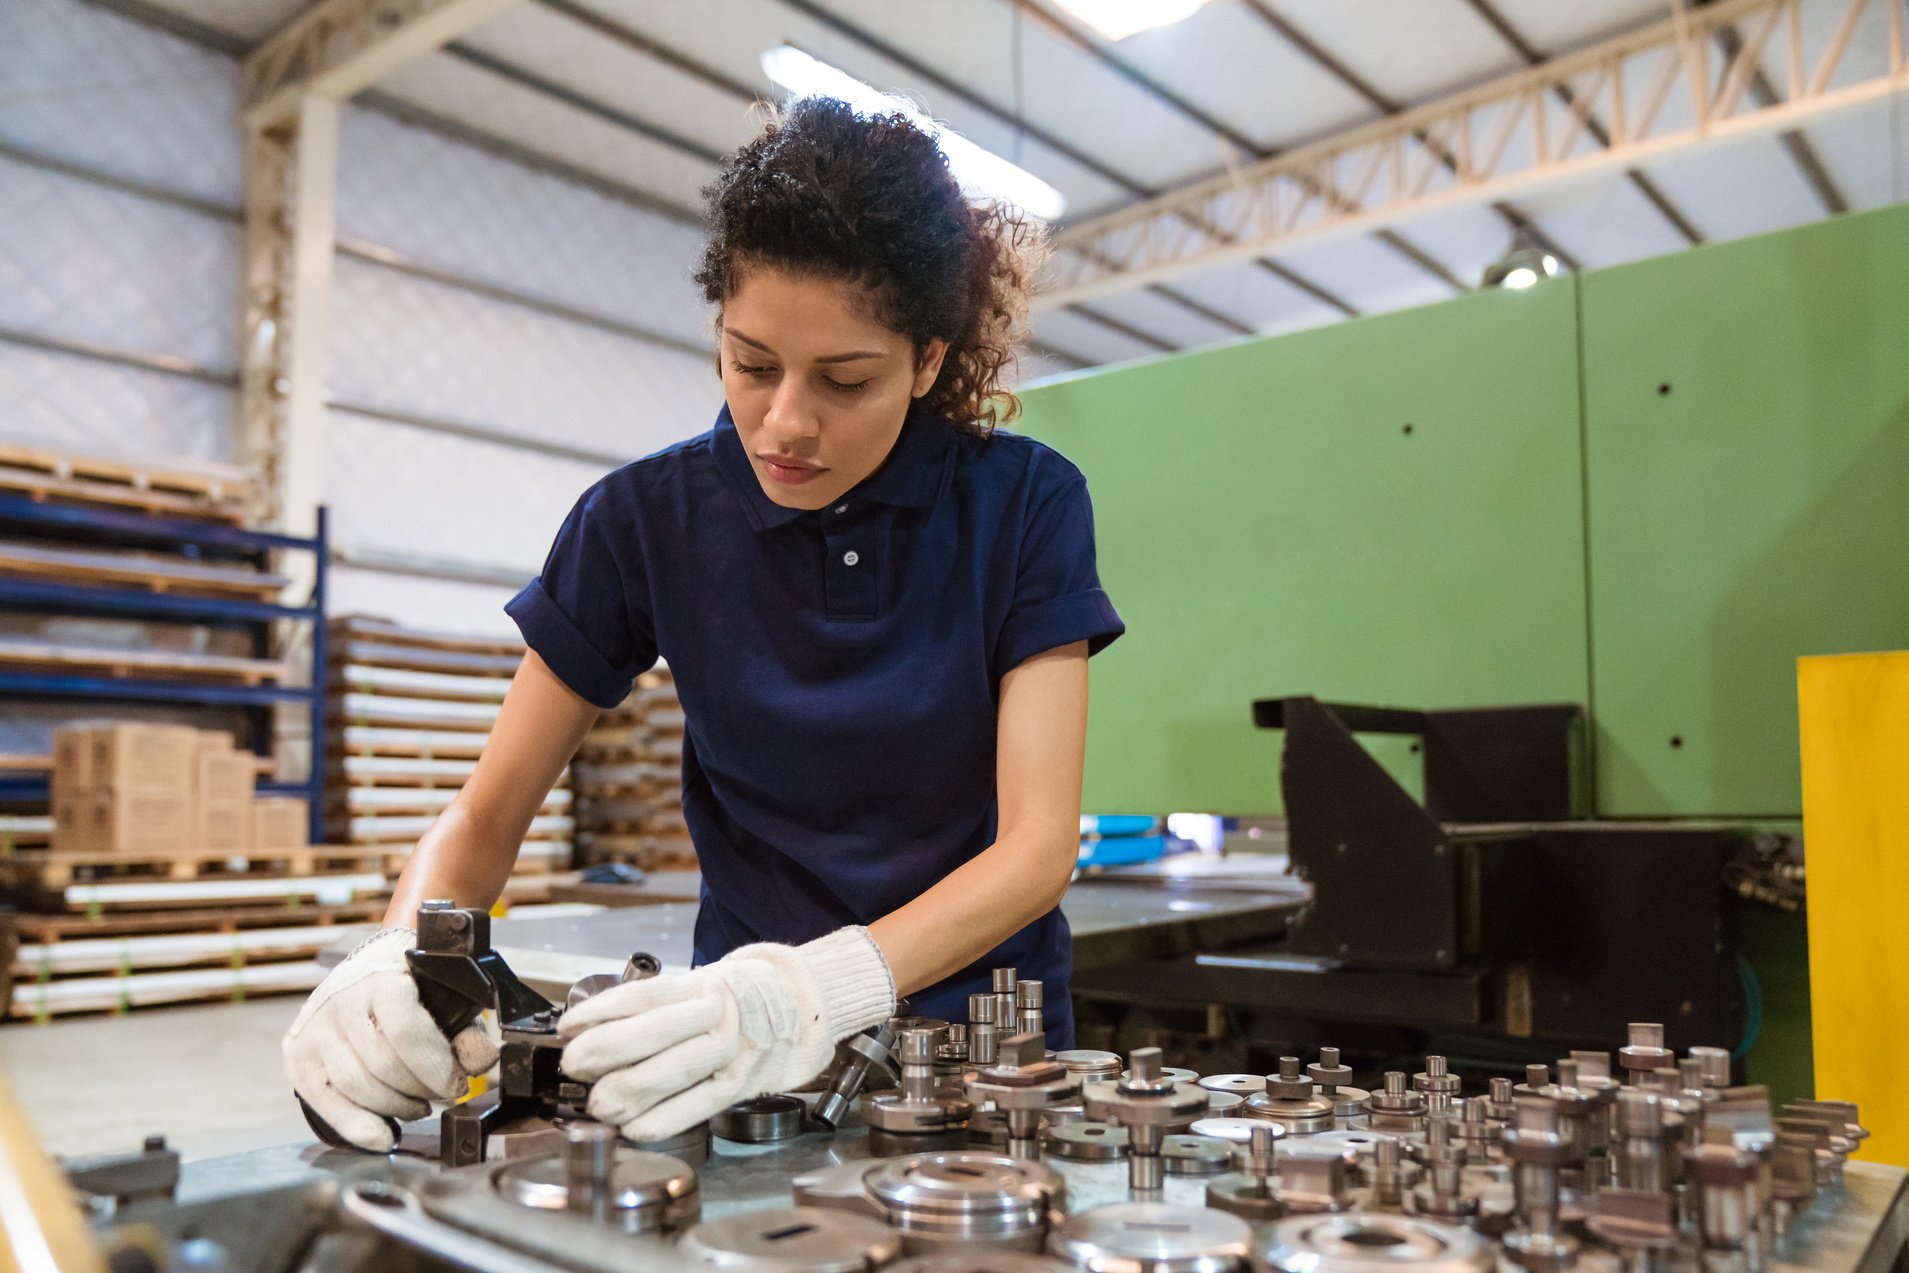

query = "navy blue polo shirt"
(506, 402), (1123, 1047)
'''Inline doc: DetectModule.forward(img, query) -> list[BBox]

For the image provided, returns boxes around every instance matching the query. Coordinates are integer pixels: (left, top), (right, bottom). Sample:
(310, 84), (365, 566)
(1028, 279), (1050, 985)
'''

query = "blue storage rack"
(0, 493), (329, 843)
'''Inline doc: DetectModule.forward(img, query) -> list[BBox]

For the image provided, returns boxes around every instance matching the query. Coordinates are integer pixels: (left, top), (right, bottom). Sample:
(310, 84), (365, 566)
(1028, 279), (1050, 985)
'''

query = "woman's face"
(720, 266), (948, 511)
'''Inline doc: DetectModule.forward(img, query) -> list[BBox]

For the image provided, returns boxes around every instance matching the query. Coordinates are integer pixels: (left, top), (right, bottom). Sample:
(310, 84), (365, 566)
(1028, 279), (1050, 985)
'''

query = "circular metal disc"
(1256, 1213), (1495, 1272)
(712, 1095), (807, 1144)
(1204, 1092), (1246, 1114)
(1120, 1067), (1201, 1085)
(1197, 1075), (1267, 1095)
(867, 1152), (1062, 1217)
(888, 1255), (1072, 1273)
(679, 1206), (903, 1273)
(1161, 1135), (1235, 1176)
(1302, 1129), (1394, 1159)
(493, 1148), (697, 1213)
(1045, 1122), (1128, 1162)
(1049, 1203), (1251, 1273)
(1188, 1118), (1275, 1145)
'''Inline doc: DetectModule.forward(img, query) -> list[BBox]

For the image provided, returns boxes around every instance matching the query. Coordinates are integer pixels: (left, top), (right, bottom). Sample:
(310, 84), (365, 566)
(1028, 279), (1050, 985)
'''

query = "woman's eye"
(731, 361), (774, 376)
(827, 379), (871, 394)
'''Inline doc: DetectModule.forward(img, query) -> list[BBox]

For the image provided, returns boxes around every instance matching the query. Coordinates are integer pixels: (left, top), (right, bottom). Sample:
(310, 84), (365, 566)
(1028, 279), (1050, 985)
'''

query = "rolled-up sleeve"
(505, 482), (655, 708)
(994, 474), (1124, 675)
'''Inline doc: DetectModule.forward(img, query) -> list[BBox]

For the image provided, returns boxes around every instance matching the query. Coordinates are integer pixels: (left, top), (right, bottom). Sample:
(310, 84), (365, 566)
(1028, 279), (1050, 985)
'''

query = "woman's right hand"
(282, 928), (500, 1151)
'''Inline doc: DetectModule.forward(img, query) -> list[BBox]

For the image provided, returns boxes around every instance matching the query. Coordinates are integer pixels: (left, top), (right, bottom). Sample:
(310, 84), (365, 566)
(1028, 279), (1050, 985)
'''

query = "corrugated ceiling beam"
(1036, 0), (1906, 308)
(1009, 0), (1459, 298)
(769, 2), (1260, 338)
(532, 0), (769, 103)
(1064, 305), (1179, 354)
(1712, 22), (1850, 214)
(1462, 0), (1704, 245)
(1241, 0), (1590, 266)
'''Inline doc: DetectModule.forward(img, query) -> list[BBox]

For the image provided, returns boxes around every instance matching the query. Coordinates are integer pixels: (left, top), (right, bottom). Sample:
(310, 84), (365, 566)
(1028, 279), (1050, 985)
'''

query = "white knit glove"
(282, 928), (501, 1151)
(559, 927), (896, 1141)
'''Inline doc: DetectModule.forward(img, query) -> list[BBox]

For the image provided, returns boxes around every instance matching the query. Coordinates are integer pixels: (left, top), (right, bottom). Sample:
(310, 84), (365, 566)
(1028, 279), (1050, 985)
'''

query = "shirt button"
(834, 504), (848, 515)
(842, 550), (860, 567)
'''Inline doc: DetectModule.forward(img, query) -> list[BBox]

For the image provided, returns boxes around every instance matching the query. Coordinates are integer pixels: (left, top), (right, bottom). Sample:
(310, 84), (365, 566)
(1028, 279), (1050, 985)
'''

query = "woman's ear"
(912, 338), (951, 398)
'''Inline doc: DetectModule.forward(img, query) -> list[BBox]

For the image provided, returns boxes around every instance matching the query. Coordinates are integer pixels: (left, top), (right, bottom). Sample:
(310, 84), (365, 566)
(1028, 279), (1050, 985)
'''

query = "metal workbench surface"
(485, 875), (1299, 996)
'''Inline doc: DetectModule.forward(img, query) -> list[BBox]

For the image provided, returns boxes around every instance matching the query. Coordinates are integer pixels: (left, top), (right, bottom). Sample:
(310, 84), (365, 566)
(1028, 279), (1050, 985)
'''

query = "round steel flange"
(867, 1152), (1064, 1254)
(1045, 1122), (1128, 1162)
(1277, 1138), (1363, 1171)
(1162, 1135), (1235, 1176)
(1058, 1050), (1124, 1088)
(1204, 1174), (1280, 1224)
(1243, 1092), (1336, 1136)
(1198, 1075), (1268, 1097)
(635, 1121), (712, 1167)
(887, 1254), (1073, 1273)
(869, 1127), (972, 1159)
(1121, 1067), (1201, 1086)
(791, 1159), (884, 1219)
(1303, 1129), (1395, 1160)
(1327, 1088), (1372, 1122)
(1253, 1213), (1496, 1273)
(1190, 1118), (1277, 1146)
(1044, 1100), (1089, 1126)
(679, 1206), (902, 1272)
(1048, 1203), (1251, 1273)
(1205, 1092), (1246, 1115)
(492, 1148), (699, 1233)
(968, 1108), (1010, 1148)
(712, 1096), (807, 1144)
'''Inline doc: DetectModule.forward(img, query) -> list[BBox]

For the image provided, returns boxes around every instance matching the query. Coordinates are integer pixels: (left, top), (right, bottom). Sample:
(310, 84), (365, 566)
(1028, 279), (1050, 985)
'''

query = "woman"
(284, 97), (1123, 1151)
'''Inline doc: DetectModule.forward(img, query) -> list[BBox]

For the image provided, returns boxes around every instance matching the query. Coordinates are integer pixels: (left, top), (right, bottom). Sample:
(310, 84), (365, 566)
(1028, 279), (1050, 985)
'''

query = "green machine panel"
(1581, 202), (1909, 817)
(1020, 283), (1591, 815)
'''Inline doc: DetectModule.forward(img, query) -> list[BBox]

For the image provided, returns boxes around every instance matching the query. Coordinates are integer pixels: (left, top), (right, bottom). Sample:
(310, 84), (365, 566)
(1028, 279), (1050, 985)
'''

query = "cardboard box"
(51, 792), (97, 853)
(198, 799), (254, 854)
(51, 724), (108, 801)
(197, 747), (255, 806)
(90, 789), (194, 855)
(253, 796), (310, 849)
(90, 724), (199, 794)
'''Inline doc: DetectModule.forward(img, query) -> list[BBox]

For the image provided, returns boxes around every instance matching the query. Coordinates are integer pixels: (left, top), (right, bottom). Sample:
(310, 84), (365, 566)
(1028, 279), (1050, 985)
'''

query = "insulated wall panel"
(1018, 282), (1589, 814)
(0, 344), (234, 462)
(1581, 201), (1909, 816)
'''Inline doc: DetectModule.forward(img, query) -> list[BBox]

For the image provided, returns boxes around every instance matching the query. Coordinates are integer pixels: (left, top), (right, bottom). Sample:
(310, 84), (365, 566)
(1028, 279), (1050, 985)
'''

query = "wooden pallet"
(0, 539), (286, 600)
(331, 616), (525, 657)
(332, 787), (569, 817)
(331, 692), (500, 731)
(335, 638), (521, 679)
(6, 959), (326, 1020)
(0, 640), (286, 685)
(329, 754), (481, 786)
(340, 812), (572, 845)
(0, 814), (55, 849)
(11, 922), (367, 978)
(0, 843), (385, 889)
(0, 447), (250, 525)
(4, 900), (387, 944)
(331, 726), (492, 760)
(332, 663), (512, 704)
(52, 869), (388, 913)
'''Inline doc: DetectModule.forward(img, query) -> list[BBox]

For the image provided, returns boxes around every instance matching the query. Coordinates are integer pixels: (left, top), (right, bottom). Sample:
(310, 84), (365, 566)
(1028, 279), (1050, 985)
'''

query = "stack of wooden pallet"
(326, 616), (575, 887)
(570, 666), (694, 870)
(0, 441), (251, 524)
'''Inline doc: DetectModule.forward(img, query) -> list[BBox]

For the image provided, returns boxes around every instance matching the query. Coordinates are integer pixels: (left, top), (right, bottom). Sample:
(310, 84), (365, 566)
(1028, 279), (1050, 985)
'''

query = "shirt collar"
(712, 402), (956, 533)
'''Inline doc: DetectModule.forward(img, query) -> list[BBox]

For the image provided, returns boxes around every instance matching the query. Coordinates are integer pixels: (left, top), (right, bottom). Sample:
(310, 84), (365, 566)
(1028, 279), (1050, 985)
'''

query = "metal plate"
(1204, 1093), (1245, 1115)
(1196, 1075), (1267, 1096)
(678, 1206), (902, 1273)
(867, 1153), (1063, 1218)
(1161, 1137), (1235, 1177)
(790, 1160), (883, 1219)
(492, 1148), (696, 1215)
(1048, 1203), (1251, 1273)
(1256, 1213), (1495, 1272)
(1188, 1119), (1272, 1145)
(1046, 1123), (1129, 1163)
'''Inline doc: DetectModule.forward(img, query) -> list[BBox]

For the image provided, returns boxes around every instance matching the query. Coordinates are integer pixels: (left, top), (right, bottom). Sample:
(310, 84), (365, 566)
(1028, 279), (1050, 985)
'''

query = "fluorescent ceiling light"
(1051, 0), (1213, 41)
(760, 45), (1066, 221)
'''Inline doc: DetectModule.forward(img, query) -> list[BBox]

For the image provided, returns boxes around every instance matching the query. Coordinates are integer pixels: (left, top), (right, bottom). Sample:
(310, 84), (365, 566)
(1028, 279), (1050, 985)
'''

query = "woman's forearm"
(868, 824), (1076, 996)
(381, 799), (531, 925)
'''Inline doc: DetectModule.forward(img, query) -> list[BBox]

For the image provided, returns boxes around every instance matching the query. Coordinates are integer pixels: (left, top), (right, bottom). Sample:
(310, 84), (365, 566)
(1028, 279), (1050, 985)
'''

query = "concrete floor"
(0, 996), (311, 1162)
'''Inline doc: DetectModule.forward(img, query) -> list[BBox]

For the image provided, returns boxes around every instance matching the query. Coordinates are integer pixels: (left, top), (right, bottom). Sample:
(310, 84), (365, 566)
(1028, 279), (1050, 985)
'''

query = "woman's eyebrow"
(727, 327), (884, 364)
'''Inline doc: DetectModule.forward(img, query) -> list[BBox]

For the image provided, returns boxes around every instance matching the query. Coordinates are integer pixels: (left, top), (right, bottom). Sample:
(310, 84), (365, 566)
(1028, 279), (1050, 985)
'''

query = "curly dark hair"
(694, 96), (1046, 435)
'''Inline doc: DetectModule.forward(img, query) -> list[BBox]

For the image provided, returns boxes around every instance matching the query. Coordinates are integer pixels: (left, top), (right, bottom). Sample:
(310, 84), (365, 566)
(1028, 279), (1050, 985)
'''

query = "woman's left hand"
(558, 926), (895, 1141)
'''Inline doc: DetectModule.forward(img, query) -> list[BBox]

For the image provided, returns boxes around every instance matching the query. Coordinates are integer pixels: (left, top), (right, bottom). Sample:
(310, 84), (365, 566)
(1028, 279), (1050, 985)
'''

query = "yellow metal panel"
(1799, 650), (1909, 1167)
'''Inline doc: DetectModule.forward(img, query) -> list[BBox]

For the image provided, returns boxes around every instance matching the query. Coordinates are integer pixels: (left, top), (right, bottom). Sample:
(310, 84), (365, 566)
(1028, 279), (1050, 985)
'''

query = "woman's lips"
(761, 457), (825, 486)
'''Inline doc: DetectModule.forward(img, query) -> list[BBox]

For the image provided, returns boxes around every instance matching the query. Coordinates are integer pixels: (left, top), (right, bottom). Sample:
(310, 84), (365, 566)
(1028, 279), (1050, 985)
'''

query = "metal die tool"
(813, 1023), (899, 1129)
(1056, 1050), (1122, 1091)
(964, 1033), (1073, 1160)
(1047, 1202), (1252, 1273)
(1044, 1123), (1128, 1163)
(968, 994), (999, 1069)
(1307, 1048), (1371, 1127)
(1206, 1123), (1281, 1222)
(866, 1026), (973, 1136)
(993, 968), (1019, 1045)
(1015, 980), (1045, 1039)
(677, 1206), (902, 1273)
(1257, 1213), (1496, 1273)
(1365, 1071), (1427, 1135)
(866, 1152), (1064, 1254)
(1242, 1058), (1336, 1136)
(491, 1137), (699, 1235)
(1160, 1135), (1234, 1177)
(1617, 1022), (1675, 1086)
(1081, 1048), (1208, 1194)
(1584, 1189), (1681, 1271)
(1271, 1140), (1358, 1216)
(1686, 1127), (1763, 1270)
(712, 1096), (808, 1144)
(1407, 1117), (1477, 1223)
(1412, 1056), (1462, 1115)
(1500, 1096), (1579, 1272)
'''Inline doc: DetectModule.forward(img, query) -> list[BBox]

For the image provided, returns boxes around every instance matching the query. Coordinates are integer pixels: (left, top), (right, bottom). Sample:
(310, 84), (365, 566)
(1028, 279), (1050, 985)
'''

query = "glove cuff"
(346, 926), (417, 967)
(799, 927), (896, 1039)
